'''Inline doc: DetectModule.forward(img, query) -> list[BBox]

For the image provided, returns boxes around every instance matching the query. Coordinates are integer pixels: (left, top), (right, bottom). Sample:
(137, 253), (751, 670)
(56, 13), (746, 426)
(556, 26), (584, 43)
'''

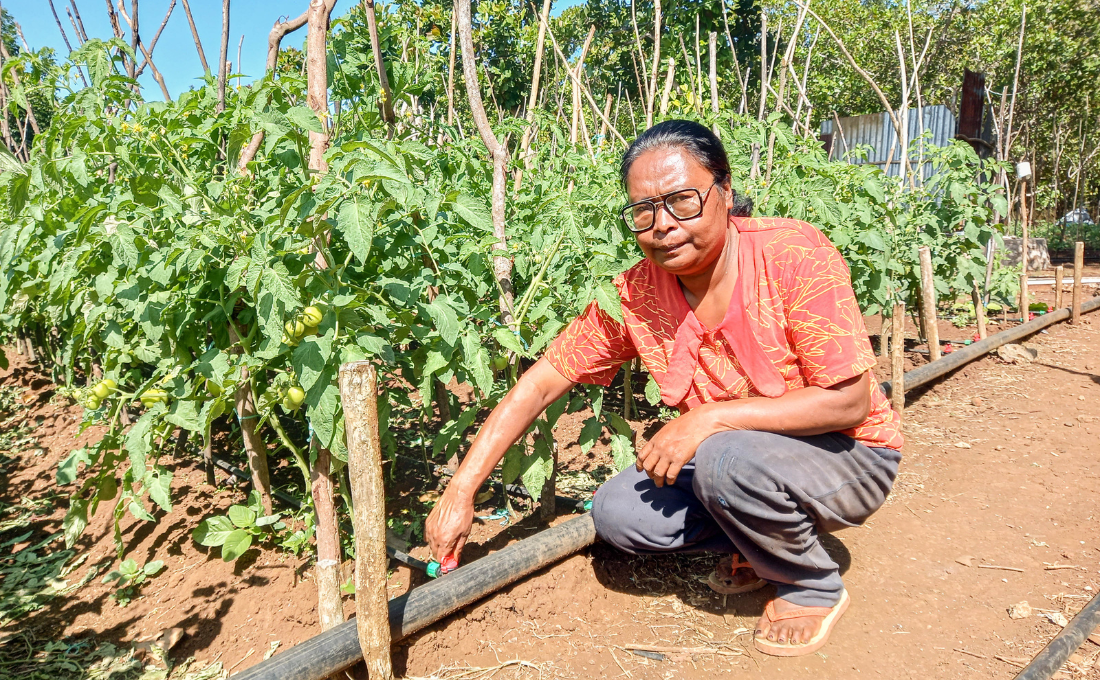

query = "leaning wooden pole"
(890, 303), (905, 416)
(918, 246), (940, 361)
(362, 0), (395, 127)
(1072, 242), (1084, 324)
(513, 0), (552, 192)
(456, 0), (514, 328)
(216, 0), (230, 112)
(340, 362), (393, 680)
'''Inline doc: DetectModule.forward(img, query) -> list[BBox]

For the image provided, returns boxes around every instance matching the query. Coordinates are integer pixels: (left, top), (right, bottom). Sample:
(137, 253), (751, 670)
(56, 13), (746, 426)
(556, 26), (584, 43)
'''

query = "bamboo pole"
(340, 362), (393, 680)
(1054, 265), (1064, 309)
(891, 303), (905, 416)
(918, 247), (940, 361)
(1072, 242), (1084, 324)
(972, 282), (987, 340)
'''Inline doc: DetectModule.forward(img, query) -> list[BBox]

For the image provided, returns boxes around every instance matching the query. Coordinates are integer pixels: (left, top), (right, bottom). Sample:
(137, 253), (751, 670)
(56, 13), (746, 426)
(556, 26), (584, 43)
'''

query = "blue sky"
(11, 0), (583, 100)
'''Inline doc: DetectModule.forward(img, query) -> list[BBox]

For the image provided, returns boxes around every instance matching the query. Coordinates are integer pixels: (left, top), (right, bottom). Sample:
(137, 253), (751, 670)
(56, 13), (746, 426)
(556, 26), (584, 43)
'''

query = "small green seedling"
(102, 558), (164, 606)
(192, 491), (284, 562)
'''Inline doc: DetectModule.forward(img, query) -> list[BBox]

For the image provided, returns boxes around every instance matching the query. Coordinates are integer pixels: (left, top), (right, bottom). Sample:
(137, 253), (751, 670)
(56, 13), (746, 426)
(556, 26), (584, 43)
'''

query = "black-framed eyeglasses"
(619, 183), (720, 233)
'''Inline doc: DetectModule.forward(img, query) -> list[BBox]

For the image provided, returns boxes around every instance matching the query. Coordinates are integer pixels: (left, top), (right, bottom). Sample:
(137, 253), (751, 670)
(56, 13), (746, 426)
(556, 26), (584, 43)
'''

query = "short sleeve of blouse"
(544, 301), (638, 386)
(782, 245), (877, 387)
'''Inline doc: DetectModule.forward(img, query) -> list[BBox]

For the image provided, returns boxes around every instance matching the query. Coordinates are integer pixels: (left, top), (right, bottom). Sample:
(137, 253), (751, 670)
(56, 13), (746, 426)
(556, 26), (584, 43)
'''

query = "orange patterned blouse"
(544, 217), (903, 451)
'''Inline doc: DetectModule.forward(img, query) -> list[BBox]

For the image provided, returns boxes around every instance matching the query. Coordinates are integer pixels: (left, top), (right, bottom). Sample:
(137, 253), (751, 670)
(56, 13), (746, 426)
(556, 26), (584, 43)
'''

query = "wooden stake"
(234, 375), (273, 515)
(216, 0), (230, 112)
(918, 247), (940, 361)
(1072, 241), (1084, 324)
(458, 0), (514, 328)
(446, 10), (456, 126)
(306, 0), (344, 636)
(659, 56), (675, 116)
(311, 442), (345, 632)
(972, 282), (987, 340)
(340, 362), (394, 680)
(1019, 178), (1029, 321)
(363, 0), (395, 126)
(646, 0), (662, 127)
(1054, 265), (1064, 309)
(513, 0), (552, 191)
(708, 31), (719, 116)
(891, 303), (905, 415)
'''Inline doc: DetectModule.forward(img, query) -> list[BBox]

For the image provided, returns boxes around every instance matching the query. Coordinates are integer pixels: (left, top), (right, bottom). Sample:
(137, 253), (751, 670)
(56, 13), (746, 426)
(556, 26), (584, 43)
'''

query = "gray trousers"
(591, 430), (901, 607)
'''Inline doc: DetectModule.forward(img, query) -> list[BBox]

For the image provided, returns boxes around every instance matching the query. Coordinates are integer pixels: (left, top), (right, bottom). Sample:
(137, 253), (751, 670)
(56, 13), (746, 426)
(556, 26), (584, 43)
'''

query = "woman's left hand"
(636, 404), (724, 487)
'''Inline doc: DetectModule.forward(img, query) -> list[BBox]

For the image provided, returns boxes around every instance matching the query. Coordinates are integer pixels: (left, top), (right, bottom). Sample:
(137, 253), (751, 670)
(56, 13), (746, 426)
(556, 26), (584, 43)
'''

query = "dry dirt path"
(1, 301), (1098, 679)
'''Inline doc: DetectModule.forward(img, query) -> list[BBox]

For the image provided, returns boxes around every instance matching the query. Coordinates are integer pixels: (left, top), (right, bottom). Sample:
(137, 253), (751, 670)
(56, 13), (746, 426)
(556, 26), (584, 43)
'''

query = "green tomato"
(101, 379), (117, 390)
(281, 396), (299, 411)
(98, 475), (118, 501)
(293, 320), (306, 338)
(286, 386), (306, 407)
(491, 355), (509, 371)
(92, 382), (111, 399)
(302, 306), (323, 327)
(85, 396), (102, 410)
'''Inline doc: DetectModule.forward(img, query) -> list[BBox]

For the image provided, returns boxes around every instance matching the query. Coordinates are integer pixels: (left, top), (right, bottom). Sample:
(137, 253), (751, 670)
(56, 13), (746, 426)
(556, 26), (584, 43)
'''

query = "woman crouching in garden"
(426, 119), (903, 657)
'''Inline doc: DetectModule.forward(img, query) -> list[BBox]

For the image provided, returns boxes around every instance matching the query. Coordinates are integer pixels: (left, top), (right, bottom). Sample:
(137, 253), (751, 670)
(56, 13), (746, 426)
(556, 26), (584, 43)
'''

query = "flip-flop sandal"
(706, 553), (767, 594)
(754, 588), (850, 657)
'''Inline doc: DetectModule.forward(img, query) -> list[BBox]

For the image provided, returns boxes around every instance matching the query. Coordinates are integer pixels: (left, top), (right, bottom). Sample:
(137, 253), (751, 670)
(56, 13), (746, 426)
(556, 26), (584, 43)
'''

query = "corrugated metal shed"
(819, 105), (956, 181)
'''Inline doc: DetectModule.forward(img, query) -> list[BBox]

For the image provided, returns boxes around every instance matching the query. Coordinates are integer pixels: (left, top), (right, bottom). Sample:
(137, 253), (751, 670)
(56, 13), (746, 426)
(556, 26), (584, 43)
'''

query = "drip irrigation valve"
(426, 554), (459, 578)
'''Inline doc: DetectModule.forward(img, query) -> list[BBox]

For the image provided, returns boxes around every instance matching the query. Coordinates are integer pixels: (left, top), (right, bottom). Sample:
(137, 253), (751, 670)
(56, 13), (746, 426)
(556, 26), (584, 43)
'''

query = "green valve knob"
(583, 499), (593, 512)
(426, 554), (458, 578)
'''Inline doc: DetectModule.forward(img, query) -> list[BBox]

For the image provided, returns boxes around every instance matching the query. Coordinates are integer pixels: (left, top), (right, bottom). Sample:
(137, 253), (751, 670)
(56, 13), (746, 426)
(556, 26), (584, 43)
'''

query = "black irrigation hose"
(881, 296), (1100, 398)
(1013, 590), (1100, 680)
(234, 513), (598, 680)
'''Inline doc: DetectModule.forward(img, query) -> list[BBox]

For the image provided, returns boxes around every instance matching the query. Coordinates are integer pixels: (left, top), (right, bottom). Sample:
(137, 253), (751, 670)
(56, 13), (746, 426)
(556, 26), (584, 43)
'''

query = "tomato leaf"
(578, 416), (603, 455)
(338, 196), (375, 264)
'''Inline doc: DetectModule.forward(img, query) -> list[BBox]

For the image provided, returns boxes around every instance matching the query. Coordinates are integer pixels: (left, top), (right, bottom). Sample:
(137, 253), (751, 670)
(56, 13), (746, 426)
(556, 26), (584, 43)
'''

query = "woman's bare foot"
(755, 597), (827, 645)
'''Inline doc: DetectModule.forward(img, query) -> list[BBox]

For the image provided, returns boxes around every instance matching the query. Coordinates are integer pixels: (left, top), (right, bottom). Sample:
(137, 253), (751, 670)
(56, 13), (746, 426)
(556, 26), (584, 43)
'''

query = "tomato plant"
(0, 15), (1007, 586)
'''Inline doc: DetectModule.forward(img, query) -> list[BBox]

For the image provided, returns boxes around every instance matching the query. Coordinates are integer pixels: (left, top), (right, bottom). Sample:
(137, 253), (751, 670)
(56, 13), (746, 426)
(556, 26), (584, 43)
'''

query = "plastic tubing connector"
(426, 554), (459, 578)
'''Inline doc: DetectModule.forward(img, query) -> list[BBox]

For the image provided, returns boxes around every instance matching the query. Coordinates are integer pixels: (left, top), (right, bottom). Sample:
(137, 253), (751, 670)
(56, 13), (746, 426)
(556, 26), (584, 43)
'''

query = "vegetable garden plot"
(0, 0), (1037, 663)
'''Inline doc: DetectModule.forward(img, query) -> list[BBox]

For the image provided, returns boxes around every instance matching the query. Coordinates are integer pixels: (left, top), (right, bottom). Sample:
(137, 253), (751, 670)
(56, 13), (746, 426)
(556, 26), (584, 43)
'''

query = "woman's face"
(624, 147), (734, 277)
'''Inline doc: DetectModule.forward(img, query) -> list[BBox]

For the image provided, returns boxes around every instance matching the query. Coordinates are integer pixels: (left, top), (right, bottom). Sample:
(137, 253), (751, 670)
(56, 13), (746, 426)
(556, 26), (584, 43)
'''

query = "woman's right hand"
(425, 488), (475, 562)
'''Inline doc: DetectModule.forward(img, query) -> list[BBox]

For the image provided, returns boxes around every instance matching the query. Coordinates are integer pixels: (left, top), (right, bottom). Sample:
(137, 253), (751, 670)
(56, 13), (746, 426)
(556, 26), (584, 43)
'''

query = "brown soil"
(2, 281), (1099, 679)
